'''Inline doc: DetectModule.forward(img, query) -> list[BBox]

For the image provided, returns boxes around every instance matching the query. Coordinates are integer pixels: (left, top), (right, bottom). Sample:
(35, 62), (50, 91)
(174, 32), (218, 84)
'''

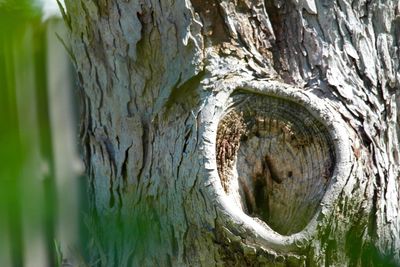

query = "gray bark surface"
(63, 0), (400, 266)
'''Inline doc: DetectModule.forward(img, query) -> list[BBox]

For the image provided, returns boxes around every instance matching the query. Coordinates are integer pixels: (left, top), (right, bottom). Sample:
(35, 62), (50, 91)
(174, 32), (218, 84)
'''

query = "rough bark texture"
(63, 0), (400, 266)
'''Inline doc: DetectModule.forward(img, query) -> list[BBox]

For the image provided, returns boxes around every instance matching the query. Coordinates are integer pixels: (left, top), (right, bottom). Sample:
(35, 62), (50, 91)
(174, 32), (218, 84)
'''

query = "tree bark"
(63, 0), (400, 266)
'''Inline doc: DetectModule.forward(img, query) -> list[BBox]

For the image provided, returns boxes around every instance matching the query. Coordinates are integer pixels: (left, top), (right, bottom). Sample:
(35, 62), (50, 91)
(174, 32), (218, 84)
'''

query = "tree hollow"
(216, 93), (335, 235)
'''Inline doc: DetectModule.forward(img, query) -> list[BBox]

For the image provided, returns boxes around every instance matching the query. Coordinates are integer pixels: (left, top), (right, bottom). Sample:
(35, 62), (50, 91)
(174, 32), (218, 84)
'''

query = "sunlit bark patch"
(216, 93), (335, 235)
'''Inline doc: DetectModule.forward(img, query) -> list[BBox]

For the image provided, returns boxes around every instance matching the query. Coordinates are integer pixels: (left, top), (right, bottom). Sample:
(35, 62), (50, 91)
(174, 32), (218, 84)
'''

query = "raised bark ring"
(201, 79), (352, 252)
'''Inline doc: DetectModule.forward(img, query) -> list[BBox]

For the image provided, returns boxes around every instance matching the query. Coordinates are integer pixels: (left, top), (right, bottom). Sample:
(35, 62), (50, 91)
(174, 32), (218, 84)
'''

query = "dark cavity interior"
(216, 93), (335, 235)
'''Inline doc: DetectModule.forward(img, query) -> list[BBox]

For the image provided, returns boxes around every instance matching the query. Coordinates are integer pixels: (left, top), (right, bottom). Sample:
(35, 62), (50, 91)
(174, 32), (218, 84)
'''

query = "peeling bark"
(64, 0), (400, 266)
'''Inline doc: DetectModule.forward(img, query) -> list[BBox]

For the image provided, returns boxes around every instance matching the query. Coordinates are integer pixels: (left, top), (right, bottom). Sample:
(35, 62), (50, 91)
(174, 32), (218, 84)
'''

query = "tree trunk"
(63, 0), (400, 266)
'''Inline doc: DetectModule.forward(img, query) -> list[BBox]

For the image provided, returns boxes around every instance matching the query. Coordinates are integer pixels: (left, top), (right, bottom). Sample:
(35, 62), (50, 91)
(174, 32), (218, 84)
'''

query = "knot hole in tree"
(216, 93), (335, 235)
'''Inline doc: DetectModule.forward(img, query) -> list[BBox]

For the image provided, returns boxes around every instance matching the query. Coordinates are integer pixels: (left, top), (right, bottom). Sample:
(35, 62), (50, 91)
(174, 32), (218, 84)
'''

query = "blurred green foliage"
(0, 1), (56, 266)
(0, 0), (42, 176)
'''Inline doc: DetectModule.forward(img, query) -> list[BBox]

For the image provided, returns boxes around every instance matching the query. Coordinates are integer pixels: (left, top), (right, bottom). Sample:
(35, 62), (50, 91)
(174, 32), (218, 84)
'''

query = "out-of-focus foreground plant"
(0, 1), (58, 266)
